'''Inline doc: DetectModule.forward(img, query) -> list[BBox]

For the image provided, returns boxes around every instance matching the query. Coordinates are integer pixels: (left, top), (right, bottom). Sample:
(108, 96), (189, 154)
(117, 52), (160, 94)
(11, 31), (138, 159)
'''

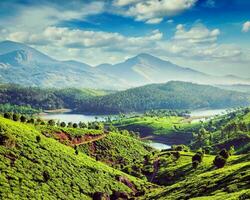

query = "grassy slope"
(144, 152), (250, 200)
(0, 117), (150, 199)
(113, 116), (200, 145)
(80, 132), (151, 167)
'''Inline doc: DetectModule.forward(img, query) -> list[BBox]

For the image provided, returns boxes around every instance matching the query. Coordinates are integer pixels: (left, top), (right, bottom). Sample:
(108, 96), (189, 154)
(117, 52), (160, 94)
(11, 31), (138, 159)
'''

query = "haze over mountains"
(0, 40), (250, 90)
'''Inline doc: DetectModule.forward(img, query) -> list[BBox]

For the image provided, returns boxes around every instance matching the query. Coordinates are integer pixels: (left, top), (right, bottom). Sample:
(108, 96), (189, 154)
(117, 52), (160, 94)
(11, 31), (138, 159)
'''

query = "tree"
(219, 149), (229, 159)
(73, 123), (78, 128)
(3, 112), (12, 119)
(192, 160), (199, 169)
(20, 115), (27, 123)
(68, 122), (73, 128)
(48, 119), (55, 126)
(12, 113), (20, 121)
(192, 152), (203, 163)
(213, 155), (226, 168)
(78, 121), (87, 128)
(60, 122), (66, 127)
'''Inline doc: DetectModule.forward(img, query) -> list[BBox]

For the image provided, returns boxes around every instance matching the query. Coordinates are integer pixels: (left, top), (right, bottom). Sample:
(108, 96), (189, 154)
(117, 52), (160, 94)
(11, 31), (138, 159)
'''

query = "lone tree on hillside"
(20, 115), (27, 123)
(213, 155), (227, 168)
(219, 149), (230, 159)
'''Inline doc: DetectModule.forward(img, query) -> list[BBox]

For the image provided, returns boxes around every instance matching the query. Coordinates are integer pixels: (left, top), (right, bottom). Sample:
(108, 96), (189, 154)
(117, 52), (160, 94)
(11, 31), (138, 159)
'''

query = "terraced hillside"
(0, 117), (151, 199)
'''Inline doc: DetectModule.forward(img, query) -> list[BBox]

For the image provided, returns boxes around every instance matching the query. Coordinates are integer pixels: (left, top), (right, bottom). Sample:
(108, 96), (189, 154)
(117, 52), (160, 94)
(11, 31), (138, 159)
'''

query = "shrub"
(27, 118), (35, 124)
(36, 135), (41, 143)
(4, 112), (12, 119)
(192, 160), (199, 169)
(43, 171), (50, 182)
(73, 123), (78, 128)
(0, 129), (16, 148)
(172, 151), (180, 160)
(219, 149), (230, 159)
(213, 155), (227, 168)
(20, 115), (27, 123)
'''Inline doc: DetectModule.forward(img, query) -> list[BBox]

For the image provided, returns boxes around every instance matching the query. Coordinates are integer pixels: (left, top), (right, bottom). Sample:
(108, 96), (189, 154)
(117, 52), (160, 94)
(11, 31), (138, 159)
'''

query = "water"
(149, 142), (171, 150)
(190, 109), (227, 117)
(40, 113), (106, 123)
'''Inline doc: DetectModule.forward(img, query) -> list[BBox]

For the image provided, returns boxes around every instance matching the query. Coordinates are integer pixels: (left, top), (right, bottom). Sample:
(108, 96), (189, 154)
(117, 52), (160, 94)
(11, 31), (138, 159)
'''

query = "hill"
(0, 117), (150, 199)
(0, 84), (112, 110)
(144, 151), (250, 200)
(78, 81), (250, 114)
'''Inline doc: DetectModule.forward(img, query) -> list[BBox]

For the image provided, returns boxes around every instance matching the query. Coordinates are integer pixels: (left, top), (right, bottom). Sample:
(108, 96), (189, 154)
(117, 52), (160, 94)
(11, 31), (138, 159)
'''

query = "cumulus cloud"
(173, 23), (220, 43)
(154, 23), (246, 62)
(114, 0), (197, 24)
(242, 21), (250, 32)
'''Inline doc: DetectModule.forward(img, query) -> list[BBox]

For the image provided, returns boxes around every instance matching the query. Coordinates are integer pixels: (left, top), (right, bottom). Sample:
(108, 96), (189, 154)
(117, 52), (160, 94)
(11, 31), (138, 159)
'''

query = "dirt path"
(73, 134), (107, 146)
(150, 158), (160, 182)
(54, 132), (107, 146)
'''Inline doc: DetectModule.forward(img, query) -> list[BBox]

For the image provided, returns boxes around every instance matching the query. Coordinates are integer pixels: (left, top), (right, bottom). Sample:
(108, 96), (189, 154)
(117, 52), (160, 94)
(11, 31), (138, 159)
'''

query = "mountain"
(97, 53), (250, 86)
(1, 41), (250, 89)
(77, 81), (250, 114)
(216, 84), (250, 94)
(0, 41), (126, 89)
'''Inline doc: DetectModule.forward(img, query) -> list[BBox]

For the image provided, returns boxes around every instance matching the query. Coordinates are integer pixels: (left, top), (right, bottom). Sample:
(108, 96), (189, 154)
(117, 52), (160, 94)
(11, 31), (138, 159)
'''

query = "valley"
(1, 1), (250, 199)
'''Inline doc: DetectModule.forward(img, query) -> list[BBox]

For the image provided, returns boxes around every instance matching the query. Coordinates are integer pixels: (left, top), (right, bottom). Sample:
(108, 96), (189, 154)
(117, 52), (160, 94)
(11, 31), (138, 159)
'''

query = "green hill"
(0, 117), (150, 199)
(144, 152), (250, 200)
(78, 81), (250, 114)
(0, 84), (112, 111)
(1, 82), (249, 114)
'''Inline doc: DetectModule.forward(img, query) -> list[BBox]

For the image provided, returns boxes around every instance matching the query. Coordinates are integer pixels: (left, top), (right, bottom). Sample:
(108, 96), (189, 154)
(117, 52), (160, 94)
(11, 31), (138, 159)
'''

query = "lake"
(40, 113), (106, 123)
(190, 108), (228, 117)
(149, 142), (171, 150)
(40, 108), (229, 123)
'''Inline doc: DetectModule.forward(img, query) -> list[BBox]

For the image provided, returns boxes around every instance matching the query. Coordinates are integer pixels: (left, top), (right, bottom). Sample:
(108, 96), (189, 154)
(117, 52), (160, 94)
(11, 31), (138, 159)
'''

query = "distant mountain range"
(0, 40), (250, 89)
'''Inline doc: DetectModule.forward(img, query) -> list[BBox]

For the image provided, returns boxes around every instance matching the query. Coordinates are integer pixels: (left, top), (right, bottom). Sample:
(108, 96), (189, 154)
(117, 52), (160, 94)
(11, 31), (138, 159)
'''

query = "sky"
(0, 0), (249, 77)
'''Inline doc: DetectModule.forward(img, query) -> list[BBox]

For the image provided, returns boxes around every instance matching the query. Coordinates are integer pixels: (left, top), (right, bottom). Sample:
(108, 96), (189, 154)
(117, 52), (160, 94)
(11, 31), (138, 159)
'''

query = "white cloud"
(3, 26), (163, 64)
(0, 1), (105, 32)
(242, 21), (250, 32)
(114, 0), (197, 24)
(146, 18), (163, 24)
(174, 23), (220, 43)
(113, 0), (142, 6)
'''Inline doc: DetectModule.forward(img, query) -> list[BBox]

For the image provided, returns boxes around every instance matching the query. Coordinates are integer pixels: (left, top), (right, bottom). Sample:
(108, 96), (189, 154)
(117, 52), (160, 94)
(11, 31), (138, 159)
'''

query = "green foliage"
(12, 113), (20, 121)
(20, 115), (27, 123)
(3, 112), (12, 119)
(0, 117), (148, 199)
(48, 119), (55, 126)
(60, 122), (66, 127)
(77, 81), (250, 114)
(219, 149), (230, 159)
(213, 155), (227, 168)
(0, 103), (40, 115)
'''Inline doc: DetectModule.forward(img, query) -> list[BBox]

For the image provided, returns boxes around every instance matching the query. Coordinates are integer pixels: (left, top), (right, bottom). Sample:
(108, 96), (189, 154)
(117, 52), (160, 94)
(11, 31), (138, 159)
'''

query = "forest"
(1, 81), (249, 114)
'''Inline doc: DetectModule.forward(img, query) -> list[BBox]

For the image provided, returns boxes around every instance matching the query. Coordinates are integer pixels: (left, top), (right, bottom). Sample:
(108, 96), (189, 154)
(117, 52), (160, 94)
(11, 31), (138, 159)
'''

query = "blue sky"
(0, 0), (249, 77)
